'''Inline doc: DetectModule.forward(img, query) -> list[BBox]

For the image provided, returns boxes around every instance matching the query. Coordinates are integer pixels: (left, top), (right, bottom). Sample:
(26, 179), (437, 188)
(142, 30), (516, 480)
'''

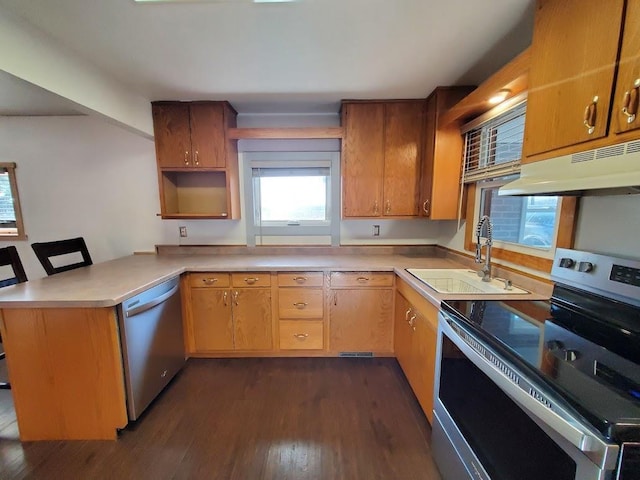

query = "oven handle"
(439, 313), (619, 470)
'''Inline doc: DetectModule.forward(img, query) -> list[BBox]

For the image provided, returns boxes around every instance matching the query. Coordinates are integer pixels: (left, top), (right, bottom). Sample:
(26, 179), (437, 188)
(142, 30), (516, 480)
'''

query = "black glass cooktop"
(441, 293), (640, 442)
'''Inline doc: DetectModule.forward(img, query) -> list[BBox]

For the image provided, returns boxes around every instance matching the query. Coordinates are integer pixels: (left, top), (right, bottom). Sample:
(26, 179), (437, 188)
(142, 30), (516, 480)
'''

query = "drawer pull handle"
(293, 333), (309, 340)
(423, 199), (430, 216)
(583, 95), (598, 134)
(356, 277), (369, 282)
(409, 314), (417, 329)
(293, 276), (307, 284)
(202, 278), (218, 285)
(405, 308), (412, 322)
(385, 200), (391, 214)
(233, 291), (239, 306)
(184, 151), (190, 165)
(293, 302), (308, 309)
(194, 150), (199, 166)
(161, 369), (168, 378)
(223, 291), (228, 306)
(244, 277), (259, 285)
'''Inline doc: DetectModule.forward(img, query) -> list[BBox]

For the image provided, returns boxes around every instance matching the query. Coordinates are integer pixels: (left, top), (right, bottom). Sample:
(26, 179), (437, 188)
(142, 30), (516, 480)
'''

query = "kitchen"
(0, 0), (639, 479)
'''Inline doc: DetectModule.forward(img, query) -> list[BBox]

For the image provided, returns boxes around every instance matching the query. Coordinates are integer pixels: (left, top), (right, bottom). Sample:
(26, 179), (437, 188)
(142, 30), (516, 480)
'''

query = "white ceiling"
(0, 0), (535, 114)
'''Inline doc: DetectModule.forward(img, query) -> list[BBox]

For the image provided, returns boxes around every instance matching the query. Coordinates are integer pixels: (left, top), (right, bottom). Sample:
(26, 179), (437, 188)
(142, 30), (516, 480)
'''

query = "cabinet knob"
(583, 96), (598, 134)
(622, 79), (640, 124)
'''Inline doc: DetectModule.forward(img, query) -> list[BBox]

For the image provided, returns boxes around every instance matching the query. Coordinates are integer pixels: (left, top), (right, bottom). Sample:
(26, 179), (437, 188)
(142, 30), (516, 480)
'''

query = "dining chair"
(0, 245), (28, 390)
(31, 237), (93, 276)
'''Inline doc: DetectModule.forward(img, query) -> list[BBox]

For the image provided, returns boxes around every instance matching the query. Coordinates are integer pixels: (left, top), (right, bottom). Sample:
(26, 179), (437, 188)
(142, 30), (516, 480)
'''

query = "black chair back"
(31, 237), (93, 276)
(0, 245), (28, 288)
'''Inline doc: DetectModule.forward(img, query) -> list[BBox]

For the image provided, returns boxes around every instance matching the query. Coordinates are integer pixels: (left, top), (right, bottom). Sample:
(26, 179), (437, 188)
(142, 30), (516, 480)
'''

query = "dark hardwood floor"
(0, 358), (441, 480)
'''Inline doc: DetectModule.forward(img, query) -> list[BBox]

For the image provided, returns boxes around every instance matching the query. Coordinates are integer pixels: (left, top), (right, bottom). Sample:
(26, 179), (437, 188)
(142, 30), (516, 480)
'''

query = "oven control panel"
(552, 248), (640, 307)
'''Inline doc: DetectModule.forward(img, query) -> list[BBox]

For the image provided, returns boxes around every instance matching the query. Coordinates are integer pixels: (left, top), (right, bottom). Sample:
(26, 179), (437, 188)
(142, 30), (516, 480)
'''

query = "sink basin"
(406, 269), (529, 295)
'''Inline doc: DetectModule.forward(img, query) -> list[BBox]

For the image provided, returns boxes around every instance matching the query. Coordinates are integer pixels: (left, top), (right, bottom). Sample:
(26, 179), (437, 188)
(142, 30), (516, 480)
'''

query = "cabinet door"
(394, 292), (413, 377)
(189, 288), (233, 351)
(613, 0), (640, 134)
(329, 289), (393, 352)
(523, 0), (625, 158)
(342, 103), (385, 217)
(420, 94), (437, 218)
(411, 303), (438, 424)
(383, 102), (423, 216)
(189, 103), (227, 168)
(232, 289), (273, 350)
(152, 103), (193, 168)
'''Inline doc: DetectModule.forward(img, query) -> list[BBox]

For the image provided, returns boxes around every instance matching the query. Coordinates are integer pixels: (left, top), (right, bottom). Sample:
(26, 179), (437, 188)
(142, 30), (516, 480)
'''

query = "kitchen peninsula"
(0, 248), (549, 441)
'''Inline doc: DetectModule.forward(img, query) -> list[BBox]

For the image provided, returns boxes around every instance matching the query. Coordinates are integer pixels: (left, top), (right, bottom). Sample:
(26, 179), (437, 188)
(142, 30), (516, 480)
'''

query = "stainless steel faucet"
(475, 215), (493, 282)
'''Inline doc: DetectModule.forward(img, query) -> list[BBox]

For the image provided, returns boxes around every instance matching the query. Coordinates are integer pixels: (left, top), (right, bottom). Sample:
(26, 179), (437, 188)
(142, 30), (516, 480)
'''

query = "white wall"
(0, 116), (162, 279)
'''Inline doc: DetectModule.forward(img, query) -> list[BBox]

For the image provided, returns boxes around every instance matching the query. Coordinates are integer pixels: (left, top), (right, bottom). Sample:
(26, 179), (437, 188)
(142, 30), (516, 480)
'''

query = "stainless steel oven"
(432, 249), (640, 480)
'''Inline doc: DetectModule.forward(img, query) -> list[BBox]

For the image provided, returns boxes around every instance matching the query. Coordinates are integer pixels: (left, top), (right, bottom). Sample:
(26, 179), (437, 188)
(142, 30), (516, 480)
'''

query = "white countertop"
(0, 253), (551, 309)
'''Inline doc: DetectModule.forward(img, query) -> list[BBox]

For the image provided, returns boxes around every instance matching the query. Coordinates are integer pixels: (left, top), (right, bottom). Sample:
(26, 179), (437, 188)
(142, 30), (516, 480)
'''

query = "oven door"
(432, 310), (619, 480)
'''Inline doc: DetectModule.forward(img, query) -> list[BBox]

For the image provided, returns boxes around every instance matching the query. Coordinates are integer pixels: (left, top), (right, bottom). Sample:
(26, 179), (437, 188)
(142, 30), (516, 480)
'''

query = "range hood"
(499, 139), (640, 196)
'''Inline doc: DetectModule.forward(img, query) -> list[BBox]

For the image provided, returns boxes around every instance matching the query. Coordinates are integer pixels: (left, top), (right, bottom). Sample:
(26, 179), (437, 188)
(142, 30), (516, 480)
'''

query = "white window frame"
(0, 163), (26, 240)
(243, 151), (340, 246)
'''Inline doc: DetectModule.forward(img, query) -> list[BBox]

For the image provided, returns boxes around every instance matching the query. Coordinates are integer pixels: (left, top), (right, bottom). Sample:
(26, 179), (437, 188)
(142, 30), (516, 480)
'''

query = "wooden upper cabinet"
(188, 103), (227, 168)
(341, 101), (424, 218)
(613, 0), (640, 135)
(342, 102), (385, 217)
(420, 87), (473, 220)
(152, 103), (192, 169)
(383, 101), (424, 216)
(152, 101), (236, 169)
(523, 0), (625, 159)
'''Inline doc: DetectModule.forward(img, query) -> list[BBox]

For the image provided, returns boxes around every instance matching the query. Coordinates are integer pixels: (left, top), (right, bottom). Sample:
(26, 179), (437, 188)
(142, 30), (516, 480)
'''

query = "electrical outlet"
(373, 225), (380, 236)
(179, 226), (188, 238)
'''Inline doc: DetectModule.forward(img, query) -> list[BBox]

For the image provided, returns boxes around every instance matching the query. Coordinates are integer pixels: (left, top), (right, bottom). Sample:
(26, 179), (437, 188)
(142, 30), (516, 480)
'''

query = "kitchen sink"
(405, 269), (529, 295)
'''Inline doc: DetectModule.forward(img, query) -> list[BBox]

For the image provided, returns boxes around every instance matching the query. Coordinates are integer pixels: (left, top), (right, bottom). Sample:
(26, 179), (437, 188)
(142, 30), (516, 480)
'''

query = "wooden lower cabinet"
(394, 279), (439, 423)
(233, 288), (272, 350)
(186, 273), (272, 353)
(329, 288), (394, 353)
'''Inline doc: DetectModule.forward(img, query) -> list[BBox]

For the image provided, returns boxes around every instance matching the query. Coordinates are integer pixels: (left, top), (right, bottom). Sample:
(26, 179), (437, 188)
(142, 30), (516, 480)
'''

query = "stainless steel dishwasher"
(117, 276), (185, 420)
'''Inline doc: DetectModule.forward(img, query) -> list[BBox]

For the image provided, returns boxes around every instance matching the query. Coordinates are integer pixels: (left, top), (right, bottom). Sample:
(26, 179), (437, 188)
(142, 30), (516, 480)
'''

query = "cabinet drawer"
(279, 321), (324, 350)
(330, 272), (394, 288)
(189, 273), (230, 288)
(231, 273), (271, 288)
(277, 272), (324, 287)
(278, 289), (324, 319)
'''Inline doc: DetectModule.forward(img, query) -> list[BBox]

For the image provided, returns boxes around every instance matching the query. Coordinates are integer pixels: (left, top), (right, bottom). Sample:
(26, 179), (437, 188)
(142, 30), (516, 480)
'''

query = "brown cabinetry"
(185, 272), (272, 353)
(523, 0), (640, 161)
(341, 101), (424, 218)
(276, 272), (325, 351)
(394, 278), (438, 423)
(152, 101), (240, 219)
(328, 272), (394, 353)
(420, 87), (474, 219)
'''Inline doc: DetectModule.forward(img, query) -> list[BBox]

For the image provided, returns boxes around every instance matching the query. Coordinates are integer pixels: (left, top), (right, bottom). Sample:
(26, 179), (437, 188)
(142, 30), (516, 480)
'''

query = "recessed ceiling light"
(488, 89), (511, 105)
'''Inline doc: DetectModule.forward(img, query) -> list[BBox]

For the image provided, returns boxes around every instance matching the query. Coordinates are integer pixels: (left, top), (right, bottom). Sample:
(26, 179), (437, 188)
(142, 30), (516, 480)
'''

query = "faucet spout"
(475, 215), (493, 282)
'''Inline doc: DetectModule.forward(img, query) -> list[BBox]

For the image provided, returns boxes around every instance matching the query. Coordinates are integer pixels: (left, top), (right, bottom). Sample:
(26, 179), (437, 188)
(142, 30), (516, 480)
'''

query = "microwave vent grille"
(596, 144), (625, 159)
(572, 150), (595, 163)
(627, 140), (640, 154)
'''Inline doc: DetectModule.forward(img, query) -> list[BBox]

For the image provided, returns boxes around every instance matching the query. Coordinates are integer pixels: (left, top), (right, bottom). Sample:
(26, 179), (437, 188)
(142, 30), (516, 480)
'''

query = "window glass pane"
(258, 175), (328, 222)
(0, 170), (17, 228)
(481, 187), (558, 249)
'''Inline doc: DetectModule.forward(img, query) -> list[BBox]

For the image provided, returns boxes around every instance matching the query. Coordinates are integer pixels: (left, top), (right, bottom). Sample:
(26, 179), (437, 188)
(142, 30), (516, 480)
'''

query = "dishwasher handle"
(125, 283), (180, 318)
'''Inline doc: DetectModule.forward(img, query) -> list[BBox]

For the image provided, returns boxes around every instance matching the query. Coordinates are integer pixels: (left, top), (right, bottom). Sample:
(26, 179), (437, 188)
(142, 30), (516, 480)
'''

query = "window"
(244, 152), (340, 245)
(460, 96), (574, 271)
(0, 163), (26, 239)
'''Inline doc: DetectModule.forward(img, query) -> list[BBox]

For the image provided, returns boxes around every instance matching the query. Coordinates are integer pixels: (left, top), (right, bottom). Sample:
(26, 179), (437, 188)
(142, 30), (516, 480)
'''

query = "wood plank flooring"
(0, 358), (442, 480)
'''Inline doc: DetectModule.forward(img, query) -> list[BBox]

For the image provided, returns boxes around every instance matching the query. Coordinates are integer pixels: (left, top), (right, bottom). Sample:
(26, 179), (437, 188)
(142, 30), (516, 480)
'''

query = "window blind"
(461, 98), (527, 184)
